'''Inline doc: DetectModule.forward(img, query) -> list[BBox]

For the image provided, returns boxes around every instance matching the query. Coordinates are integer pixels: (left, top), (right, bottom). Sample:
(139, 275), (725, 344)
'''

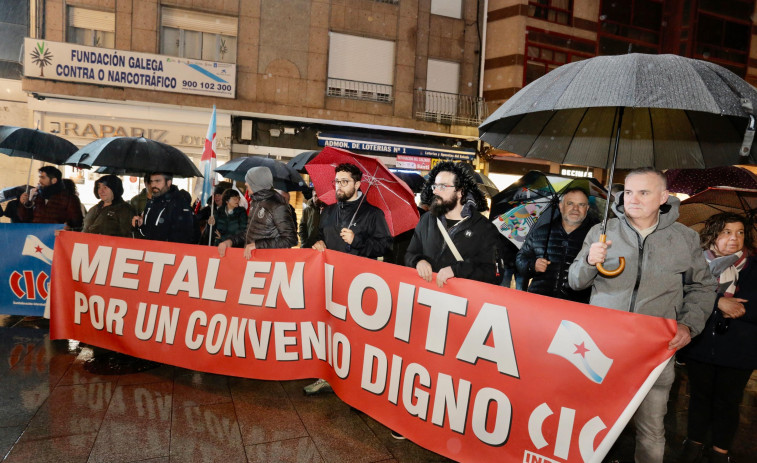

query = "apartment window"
(694, 7), (750, 76)
(327, 32), (395, 103)
(599, 0), (662, 55)
(67, 7), (115, 48)
(431, 0), (462, 19)
(525, 30), (593, 85)
(528, 0), (572, 26)
(160, 7), (237, 63)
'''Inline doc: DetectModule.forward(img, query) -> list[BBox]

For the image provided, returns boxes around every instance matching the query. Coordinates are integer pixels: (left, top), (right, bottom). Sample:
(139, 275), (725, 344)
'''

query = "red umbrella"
(305, 146), (420, 236)
(665, 166), (757, 195)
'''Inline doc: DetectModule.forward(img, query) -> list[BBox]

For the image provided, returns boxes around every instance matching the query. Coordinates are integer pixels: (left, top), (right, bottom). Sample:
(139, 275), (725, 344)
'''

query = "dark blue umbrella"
(286, 150), (320, 173)
(64, 137), (202, 177)
(216, 156), (309, 192)
(0, 185), (31, 202)
(0, 126), (78, 164)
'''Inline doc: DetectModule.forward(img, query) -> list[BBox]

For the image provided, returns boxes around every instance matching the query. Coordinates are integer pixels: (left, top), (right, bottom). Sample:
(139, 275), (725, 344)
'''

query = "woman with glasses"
(678, 213), (756, 463)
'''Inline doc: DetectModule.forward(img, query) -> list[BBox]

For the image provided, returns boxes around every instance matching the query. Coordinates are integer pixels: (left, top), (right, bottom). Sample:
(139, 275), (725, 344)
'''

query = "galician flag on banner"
(194, 105), (217, 210)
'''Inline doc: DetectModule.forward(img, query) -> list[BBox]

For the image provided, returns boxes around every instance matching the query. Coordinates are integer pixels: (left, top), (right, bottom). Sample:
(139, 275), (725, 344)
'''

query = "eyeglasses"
(332, 179), (353, 187)
(431, 184), (455, 192)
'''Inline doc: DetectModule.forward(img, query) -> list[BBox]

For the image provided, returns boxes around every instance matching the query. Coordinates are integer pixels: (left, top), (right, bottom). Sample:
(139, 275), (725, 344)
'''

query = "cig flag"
(194, 105), (217, 211)
(548, 320), (614, 384)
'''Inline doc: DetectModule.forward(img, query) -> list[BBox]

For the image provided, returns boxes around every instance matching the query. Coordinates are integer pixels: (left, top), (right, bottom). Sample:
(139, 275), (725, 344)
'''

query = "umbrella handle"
(596, 234), (625, 277)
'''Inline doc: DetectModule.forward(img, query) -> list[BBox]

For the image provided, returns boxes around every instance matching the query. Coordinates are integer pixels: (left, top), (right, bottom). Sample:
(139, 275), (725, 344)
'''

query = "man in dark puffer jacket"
(516, 187), (596, 303)
(217, 166), (297, 258)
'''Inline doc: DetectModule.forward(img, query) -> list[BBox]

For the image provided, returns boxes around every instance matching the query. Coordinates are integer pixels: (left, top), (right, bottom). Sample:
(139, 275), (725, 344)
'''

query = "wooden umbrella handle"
(596, 234), (625, 277)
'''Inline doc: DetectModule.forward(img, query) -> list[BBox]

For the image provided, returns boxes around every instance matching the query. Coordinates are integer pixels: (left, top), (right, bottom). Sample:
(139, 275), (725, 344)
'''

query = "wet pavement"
(0, 315), (755, 463)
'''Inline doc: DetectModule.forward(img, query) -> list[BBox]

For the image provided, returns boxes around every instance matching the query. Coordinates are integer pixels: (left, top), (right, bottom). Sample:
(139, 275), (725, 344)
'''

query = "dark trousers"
(686, 359), (753, 450)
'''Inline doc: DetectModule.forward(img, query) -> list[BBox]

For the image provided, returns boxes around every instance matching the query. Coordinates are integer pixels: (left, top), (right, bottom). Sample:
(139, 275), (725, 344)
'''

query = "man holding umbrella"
(132, 172), (195, 243)
(516, 187), (596, 303)
(303, 162), (393, 396)
(568, 167), (717, 463)
(18, 166), (83, 230)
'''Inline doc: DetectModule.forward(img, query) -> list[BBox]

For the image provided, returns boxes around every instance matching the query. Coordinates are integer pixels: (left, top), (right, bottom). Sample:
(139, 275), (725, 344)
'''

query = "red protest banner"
(49, 232), (676, 463)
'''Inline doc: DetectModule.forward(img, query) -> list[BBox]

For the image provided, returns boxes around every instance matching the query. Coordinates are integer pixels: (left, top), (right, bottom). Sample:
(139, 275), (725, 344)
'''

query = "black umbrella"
(216, 156), (308, 192)
(480, 53), (757, 276)
(286, 150), (320, 173)
(388, 169), (425, 193)
(64, 137), (202, 177)
(0, 125), (78, 164)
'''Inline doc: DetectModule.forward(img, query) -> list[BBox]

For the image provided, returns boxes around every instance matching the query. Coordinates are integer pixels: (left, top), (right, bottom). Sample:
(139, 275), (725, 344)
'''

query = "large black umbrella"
(480, 53), (757, 275)
(286, 150), (320, 173)
(64, 137), (202, 177)
(0, 125), (78, 164)
(216, 156), (308, 192)
(388, 169), (425, 193)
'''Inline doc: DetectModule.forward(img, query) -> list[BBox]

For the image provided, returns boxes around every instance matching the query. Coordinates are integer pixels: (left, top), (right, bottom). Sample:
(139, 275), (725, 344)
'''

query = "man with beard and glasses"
(18, 166), (84, 230)
(303, 162), (393, 396)
(516, 187), (597, 303)
(405, 161), (508, 288)
(131, 172), (195, 243)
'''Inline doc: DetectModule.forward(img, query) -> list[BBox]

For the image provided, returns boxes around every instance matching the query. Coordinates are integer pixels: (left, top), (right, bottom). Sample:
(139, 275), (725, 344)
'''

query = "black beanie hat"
(94, 175), (124, 200)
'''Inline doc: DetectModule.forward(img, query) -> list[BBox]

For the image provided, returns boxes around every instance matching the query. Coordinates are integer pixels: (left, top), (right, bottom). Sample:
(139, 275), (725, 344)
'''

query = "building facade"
(18, 0), (488, 202)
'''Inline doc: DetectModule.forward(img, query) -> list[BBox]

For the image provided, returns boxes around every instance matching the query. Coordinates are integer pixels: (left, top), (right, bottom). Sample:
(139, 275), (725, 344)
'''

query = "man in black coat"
(132, 173), (195, 243)
(312, 163), (392, 258)
(304, 162), (393, 396)
(405, 161), (507, 287)
(516, 187), (596, 303)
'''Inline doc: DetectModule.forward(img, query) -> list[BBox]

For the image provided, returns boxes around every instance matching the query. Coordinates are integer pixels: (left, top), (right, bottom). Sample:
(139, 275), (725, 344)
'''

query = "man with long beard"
(405, 161), (507, 287)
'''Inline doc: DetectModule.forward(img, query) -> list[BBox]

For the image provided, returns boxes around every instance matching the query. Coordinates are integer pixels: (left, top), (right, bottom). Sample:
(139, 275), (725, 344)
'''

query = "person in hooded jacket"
(82, 175), (135, 237)
(404, 161), (508, 287)
(131, 172), (195, 243)
(217, 166), (297, 259)
(569, 167), (717, 463)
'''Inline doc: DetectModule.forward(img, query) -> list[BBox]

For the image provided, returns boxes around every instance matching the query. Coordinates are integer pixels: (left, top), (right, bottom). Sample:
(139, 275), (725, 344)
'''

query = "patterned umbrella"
(665, 166), (757, 195)
(677, 186), (757, 233)
(491, 198), (550, 249)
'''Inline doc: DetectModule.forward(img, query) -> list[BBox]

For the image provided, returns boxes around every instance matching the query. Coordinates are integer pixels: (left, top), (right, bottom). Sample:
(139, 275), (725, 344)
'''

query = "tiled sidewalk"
(0, 315), (755, 462)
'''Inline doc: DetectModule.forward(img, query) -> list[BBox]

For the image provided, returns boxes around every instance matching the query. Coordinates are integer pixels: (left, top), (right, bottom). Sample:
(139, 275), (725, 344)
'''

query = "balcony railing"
(326, 78), (393, 103)
(414, 89), (488, 126)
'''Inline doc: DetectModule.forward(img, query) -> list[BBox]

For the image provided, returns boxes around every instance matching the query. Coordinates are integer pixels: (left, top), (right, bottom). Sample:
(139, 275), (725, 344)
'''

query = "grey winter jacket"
(568, 195), (716, 336)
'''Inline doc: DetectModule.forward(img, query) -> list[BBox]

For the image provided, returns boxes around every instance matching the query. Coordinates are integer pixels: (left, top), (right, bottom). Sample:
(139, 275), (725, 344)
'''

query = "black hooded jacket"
(404, 210), (506, 285)
(138, 185), (195, 243)
(316, 194), (392, 258)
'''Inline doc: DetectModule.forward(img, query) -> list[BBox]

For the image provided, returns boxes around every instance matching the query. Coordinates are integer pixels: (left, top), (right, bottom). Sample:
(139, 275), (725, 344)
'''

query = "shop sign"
(23, 38), (235, 98)
(317, 133), (476, 161)
(395, 155), (431, 170)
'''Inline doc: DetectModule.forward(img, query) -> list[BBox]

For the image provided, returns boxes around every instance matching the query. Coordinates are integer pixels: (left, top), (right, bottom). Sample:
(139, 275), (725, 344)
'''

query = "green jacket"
(82, 200), (136, 238)
(129, 188), (150, 215)
(212, 206), (248, 246)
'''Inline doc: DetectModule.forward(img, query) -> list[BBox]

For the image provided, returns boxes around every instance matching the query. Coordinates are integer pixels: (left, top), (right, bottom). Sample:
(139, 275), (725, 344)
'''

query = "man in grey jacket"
(568, 167), (716, 463)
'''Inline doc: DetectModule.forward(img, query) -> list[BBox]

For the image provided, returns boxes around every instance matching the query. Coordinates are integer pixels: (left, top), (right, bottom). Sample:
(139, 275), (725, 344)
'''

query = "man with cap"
(82, 175), (136, 237)
(131, 172), (195, 243)
(217, 166), (297, 258)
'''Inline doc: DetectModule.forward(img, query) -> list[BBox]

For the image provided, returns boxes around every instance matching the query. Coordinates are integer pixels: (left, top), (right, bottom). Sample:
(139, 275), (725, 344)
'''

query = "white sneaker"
(303, 378), (332, 396)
